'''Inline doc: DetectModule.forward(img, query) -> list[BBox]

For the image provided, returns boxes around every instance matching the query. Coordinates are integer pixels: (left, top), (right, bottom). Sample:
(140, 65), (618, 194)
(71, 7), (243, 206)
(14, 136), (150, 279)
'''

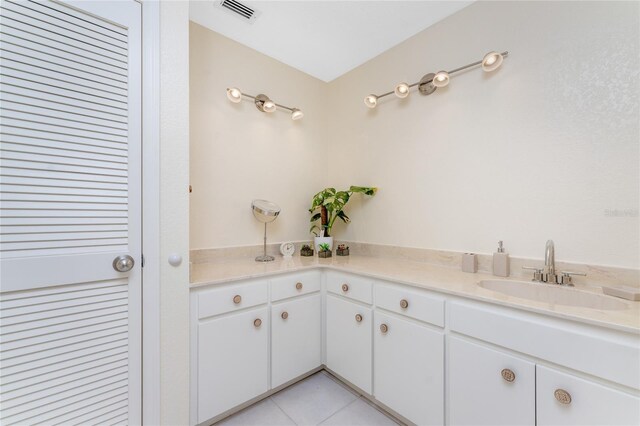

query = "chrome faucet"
(544, 239), (556, 280)
(523, 240), (586, 286)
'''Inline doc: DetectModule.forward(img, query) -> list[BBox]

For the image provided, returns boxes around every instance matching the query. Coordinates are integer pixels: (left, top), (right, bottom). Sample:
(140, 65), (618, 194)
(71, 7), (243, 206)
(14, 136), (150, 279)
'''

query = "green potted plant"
(309, 185), (377, 252)
(318, 243), (332, 258)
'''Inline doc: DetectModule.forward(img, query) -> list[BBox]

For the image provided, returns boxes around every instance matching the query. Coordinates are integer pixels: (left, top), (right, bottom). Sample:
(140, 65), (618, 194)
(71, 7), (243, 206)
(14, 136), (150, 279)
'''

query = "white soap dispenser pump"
(493, 240), (510, 277)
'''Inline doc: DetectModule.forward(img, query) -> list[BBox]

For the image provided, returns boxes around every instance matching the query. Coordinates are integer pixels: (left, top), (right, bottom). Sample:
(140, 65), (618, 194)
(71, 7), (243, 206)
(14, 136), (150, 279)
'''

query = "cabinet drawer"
(271, 271), (321, 302)
(197, 280), (268, 319)
(537, 366), (640, 426)
(375, 283), (445, 327)
(326, 271), (373, 304)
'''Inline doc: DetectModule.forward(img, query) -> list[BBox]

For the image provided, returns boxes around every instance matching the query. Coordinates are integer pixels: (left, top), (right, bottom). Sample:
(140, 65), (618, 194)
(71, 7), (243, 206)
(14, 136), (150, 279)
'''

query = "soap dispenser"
(493, 241), (510, 277)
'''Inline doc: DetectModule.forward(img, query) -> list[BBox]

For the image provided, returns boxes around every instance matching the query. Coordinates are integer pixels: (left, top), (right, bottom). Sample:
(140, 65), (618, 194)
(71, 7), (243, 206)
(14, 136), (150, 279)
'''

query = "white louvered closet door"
(0, 0), (142, 424)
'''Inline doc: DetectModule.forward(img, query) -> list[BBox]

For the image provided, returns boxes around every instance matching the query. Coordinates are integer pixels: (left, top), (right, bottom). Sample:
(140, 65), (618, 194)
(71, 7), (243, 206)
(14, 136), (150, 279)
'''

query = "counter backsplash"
(190, 241), (639, 289)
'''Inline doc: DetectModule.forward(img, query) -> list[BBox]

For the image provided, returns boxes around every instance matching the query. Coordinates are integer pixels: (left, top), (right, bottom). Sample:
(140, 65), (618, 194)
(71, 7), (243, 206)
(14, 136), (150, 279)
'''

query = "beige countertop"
(190, 255), (640, 334)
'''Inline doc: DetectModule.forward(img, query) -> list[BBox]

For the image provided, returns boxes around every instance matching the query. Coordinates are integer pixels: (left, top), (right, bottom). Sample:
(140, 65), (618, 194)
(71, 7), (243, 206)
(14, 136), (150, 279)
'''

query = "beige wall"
(160, 2), (190, 425)
(190, 23), (328, 250)
(326, 1), (640, 268)
(190, 1), (639, 269)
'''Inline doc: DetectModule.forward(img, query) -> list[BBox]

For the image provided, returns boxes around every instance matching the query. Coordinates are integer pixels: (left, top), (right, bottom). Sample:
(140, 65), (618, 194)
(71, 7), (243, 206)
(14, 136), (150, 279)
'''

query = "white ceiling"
(189, 1), (473, 82)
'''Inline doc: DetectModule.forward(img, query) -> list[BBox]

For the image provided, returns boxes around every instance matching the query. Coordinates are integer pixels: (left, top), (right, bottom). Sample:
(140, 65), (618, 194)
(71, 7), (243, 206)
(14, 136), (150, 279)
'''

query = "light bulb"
(291, 108), (304, 120)
(432, 71), (450, 88)
(263, 99), (276, 113)
(394, 82), (410, 98)
(226, 87), (242, 103)
(364, 94), (378, 108)
(482, 51), (504, 72)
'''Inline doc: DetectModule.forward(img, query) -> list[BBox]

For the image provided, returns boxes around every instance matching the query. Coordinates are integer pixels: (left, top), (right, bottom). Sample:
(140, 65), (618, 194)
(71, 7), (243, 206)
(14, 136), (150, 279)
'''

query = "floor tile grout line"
(316, 396), (363, 426)
(268, 395), (300, 426)
(357, 396), (404, 425)
(321, 370), (361, 398)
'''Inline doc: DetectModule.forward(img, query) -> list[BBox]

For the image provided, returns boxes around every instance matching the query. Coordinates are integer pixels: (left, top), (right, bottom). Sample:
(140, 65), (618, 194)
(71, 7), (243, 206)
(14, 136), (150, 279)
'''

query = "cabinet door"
(537, 365), (640, 426)
(448, 336), (535, 426)
(326, 295), (372, 394)
(197, 307), (269, 423)
(272, 294), (322, 388)
(374, 311), (444, 425)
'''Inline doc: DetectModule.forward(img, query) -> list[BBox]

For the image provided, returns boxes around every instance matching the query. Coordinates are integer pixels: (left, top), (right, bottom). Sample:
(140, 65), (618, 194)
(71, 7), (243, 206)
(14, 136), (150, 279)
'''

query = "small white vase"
(314, 236), (333, 253)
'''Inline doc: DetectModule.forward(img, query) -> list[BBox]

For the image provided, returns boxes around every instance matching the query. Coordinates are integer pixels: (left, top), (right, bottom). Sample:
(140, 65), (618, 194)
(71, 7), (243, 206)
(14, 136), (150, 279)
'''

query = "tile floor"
(216, 371), (401, 426)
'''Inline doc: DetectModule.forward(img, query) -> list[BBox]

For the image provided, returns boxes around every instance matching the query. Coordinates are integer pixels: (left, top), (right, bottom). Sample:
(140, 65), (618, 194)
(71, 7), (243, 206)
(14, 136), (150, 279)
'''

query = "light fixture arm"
(232, 91), (298, 113)
(371, 51), (509, 102)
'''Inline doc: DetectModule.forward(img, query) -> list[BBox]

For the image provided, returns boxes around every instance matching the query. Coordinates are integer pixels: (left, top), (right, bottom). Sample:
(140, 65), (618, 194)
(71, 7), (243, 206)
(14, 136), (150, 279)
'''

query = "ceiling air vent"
(217, 0), (261, 23)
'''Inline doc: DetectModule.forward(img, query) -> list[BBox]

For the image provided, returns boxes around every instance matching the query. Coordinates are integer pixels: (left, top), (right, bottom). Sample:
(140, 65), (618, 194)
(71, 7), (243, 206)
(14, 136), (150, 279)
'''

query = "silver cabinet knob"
(113, 255), (134, 272)
(554, 389), (572, 405)
(501, 368), (516, 382)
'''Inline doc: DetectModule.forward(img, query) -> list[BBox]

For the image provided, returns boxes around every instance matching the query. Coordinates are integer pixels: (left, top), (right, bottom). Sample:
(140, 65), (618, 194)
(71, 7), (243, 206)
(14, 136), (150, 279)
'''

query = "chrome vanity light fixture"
(251, 199), (280, 262)
(226, 87), (304, 120)
(363, 50), (509, 108)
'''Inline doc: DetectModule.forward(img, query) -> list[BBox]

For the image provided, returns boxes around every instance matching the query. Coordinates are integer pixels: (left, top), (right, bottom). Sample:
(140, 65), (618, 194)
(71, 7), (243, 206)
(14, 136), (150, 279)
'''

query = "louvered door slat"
(1, 217), (127, 226)
(66, 404), (129, 426)
(0, 73), (127, 114)
(3, 382), (129, 425)
(0, 8), (128, 62)
(1, 185), (127, 199)
(0, 44), (127, 86)
(0, 0), (141, 423)
(1, 352), (128, 394)
(1, 61), (128, 101)
(1, 341), (128, 383)
(1, 111), (128, 141)
(0, 9), (128, 60)
(0, 38), (127, 80)
(0, 94), (128, 128)
(0, 133), (128, 157)
(2, 0), (128, 46)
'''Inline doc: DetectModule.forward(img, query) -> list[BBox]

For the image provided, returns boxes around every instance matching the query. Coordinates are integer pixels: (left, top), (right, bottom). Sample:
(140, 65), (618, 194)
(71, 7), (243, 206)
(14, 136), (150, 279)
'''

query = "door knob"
(296, 282), (303, 290)
(355, 314), (363, 322)
(380, 324), (389, 333)
(113, 255), (134, 272)
(281, 311), (289, 320)
(342, 284), (349, 292)
(400, 299), (409, 309)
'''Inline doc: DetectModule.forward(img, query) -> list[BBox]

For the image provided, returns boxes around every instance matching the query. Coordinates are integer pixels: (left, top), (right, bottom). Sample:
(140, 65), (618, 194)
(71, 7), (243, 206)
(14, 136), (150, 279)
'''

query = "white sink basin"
(477, 280), (629, 311)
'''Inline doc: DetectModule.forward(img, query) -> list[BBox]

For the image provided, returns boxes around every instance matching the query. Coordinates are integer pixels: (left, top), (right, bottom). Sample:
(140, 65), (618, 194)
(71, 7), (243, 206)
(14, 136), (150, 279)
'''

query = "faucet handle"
(559, 271), (586, 286)
(522, 266), (543, 282)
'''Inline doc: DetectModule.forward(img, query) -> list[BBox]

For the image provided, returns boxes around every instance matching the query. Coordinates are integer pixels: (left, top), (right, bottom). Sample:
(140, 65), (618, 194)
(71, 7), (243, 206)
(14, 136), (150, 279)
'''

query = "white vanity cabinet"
(191, 268), (640, 426)
(271, 293), (322, 388)
(449, 301), (640, 426)
(536, 365), (640, 426)
(448, 336), (536, 426)
(373, 311), (444, 425)
(325, 294), (373, 394)
(196, 306), (269, 423)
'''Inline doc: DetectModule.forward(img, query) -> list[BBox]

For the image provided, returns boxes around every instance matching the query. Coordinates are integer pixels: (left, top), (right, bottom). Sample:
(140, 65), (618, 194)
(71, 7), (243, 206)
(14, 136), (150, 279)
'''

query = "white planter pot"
(314, 236), (333, 253)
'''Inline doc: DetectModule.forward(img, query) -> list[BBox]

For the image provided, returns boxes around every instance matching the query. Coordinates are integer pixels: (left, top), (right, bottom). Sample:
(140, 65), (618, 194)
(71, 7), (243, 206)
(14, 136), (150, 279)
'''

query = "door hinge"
(141, 254), (145, 268)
